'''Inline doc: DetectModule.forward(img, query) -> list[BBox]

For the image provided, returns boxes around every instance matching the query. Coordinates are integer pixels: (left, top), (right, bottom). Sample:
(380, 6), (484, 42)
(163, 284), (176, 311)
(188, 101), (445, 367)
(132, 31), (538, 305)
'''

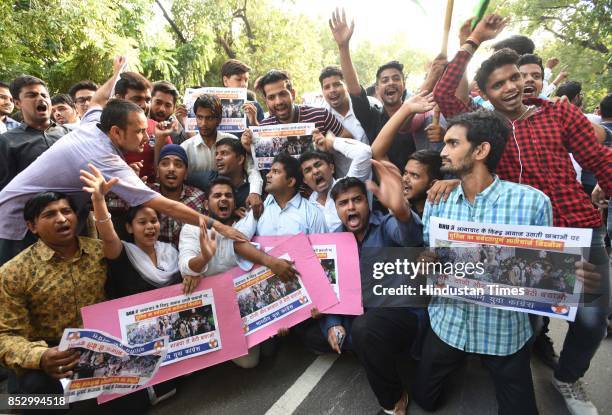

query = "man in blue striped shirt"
(413, 111), (552, 415)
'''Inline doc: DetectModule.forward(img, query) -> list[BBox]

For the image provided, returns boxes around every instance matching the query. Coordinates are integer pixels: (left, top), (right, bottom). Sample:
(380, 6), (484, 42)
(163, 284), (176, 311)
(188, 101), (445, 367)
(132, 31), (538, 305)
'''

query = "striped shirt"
(422, 176), (552, 356)
(260, 105), (343, 136)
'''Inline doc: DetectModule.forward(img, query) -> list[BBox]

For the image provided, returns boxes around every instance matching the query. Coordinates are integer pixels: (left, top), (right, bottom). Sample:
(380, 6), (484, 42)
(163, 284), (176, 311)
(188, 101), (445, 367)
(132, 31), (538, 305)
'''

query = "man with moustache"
(186, 137), (254, 211)
(0, 81), (18, 134)
(433, 16), (611, 414)
(299, 130), (372, 230)
(414, 111), (552, 414)
(150, 81), (189, 145)
(152, 144), (206, 247)
(114, 72), (174, 183)
(330, 9), (422, 172)
(0, 59), (247, 266)
(178, 176), (298, 368)
(327, 160), (423, 415)
(402, 150), (443, 218)
(0, 76), (70, 191)
(50, 94), (79, 127)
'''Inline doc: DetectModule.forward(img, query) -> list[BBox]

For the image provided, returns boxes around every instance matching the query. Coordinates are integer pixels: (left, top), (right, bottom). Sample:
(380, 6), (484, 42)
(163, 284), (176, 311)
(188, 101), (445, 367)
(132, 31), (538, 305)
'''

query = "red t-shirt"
(124, 118), (172, 183)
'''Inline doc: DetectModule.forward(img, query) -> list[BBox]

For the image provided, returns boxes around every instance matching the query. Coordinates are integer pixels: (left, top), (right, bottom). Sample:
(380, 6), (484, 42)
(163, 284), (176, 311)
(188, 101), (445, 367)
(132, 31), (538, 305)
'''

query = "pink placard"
(234, 233), (338, 348)
(81, 272), (247, 404)
(254, 232), (363, 316)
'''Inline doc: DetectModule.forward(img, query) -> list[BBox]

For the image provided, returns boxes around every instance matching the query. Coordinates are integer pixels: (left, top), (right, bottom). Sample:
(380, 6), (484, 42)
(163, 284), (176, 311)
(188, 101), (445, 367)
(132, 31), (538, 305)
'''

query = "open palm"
(329, 8), (354, 47)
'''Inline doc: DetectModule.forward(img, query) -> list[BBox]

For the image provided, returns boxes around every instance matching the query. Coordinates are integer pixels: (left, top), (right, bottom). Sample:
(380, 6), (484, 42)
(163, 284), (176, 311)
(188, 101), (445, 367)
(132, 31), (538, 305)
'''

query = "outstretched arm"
(90, 56), (127, 109)
(330, 8), (360, 96)
(371, 92), (435, 160)
(80, 164), (123, 259)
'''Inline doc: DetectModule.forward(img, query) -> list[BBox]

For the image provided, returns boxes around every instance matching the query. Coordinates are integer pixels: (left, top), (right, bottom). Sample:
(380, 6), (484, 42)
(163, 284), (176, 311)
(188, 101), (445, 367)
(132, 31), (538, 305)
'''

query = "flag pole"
(433, 0), (454, 127)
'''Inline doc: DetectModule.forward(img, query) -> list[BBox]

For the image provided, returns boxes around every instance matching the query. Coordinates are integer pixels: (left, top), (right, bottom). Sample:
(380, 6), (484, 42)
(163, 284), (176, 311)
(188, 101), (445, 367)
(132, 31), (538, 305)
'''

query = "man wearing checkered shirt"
(415, 111), (551, 414)
(432, 15), (610, 415)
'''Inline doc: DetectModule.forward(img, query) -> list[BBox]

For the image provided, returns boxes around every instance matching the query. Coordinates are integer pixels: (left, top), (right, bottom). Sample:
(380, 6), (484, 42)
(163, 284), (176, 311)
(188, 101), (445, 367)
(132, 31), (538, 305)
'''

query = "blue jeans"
(555, 226), (610, 383)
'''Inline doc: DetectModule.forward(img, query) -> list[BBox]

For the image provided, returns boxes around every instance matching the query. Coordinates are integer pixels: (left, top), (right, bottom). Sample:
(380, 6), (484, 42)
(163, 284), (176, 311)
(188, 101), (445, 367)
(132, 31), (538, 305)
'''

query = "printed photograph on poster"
(251, 123), (315, 170)
(313, 245), (339, 298)
(59, 329), (166, 403)
(118, 289), (222, 366)
(428, 217), (592, 321)
(234, 253), (312, 335)
(183, 87), (247, 133)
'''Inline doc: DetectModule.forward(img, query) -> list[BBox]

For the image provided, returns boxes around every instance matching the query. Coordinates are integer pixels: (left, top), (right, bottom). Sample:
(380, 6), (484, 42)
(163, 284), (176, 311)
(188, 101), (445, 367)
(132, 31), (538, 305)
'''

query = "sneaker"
(533, 332), (559, 370)
(552, 377), (598, 415)
(378, 392), (408, 415)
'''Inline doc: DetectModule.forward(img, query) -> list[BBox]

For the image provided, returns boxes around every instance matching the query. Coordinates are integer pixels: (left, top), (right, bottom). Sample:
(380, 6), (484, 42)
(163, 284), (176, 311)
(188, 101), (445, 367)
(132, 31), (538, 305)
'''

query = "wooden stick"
(440, 0), (455, 57)
(433, 0), (454, 126)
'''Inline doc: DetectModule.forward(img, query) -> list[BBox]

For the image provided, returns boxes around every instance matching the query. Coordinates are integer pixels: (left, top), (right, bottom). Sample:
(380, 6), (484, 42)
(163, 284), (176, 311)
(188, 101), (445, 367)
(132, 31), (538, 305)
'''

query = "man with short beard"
(415, 111), (552, 415)
(51, 94), (79, 127)
(152, 144), (206, 247)
(178, 176), (298, 368)
(150, 81), (189, 145)
(434, 17), (611, 414)
(401, 150), (442, 218)
(0, 76), (70, 190)
(299, 130), (372, 230)
(0, 81), (18, 134)
(330, 9), (429, 173)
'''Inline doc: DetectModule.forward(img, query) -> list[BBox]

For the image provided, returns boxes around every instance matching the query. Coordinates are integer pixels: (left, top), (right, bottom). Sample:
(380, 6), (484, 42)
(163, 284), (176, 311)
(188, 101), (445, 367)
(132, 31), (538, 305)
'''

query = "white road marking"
(265, 354), (339, 415)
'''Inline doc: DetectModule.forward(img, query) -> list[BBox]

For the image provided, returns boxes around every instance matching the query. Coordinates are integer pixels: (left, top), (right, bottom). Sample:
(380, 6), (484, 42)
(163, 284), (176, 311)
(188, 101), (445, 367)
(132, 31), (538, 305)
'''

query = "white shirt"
(178, 214), (257, 277)
(308, 136), (372, 230)
(325, 100), (369, 178)
(180, 130), (263, 194)
(255, 193), (327, 236)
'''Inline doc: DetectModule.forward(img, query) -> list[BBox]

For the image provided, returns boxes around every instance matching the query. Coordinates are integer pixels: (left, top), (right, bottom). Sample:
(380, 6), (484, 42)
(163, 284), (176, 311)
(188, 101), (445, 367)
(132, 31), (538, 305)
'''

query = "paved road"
(2, 320), (610, 414)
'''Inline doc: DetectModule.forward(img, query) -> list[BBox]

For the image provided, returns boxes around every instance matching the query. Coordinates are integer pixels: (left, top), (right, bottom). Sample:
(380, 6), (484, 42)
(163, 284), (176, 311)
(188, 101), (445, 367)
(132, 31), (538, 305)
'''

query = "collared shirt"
(256, 193), (327, 236)
(308, 137), (372, 230)
(260, 105), (344, 136)
(0, 237), (107, 372)
(181, 130), (263, 195)
(179, 214), (257, 277)
(434, 50), (612, 228)
(150, 183), (207, 247)
(326, 101), (370, 178)
(350, 86), (416, 173)
(337, 209), (423, 250)
(0, 108), (160, 240)
(0, 121), (70, 190)
(422, 177), (552, 356)
(0, 116), (20, 134)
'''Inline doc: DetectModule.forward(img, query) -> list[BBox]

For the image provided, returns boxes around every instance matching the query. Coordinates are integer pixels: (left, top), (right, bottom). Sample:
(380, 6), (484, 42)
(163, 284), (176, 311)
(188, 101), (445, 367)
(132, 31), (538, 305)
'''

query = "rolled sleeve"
(178, 224), (208, 277)
(246, 156), (263, 194)
(333, 136), (372, 182)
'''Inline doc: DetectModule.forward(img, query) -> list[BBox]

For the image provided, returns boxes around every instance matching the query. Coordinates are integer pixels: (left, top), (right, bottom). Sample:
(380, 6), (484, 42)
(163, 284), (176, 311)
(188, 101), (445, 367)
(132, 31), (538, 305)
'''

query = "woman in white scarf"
(81, 164), (181, 297)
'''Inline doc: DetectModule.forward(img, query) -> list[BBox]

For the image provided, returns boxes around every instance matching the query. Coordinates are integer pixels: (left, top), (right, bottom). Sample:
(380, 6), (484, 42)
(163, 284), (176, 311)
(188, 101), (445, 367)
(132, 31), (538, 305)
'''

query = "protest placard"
(230, 233), (338, 347)
(254, 232), (363, 315)
(81, 272), (247, 403)
(428, 217), (593, 321)
(59, 329), (167, 403)
(183, 87), (247, 133)
(251, 123), (315, 170)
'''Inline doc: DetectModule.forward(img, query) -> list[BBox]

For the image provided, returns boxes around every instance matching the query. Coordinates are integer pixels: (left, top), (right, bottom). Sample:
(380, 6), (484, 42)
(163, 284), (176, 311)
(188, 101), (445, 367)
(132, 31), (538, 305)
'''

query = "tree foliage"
(494, 0), (611, 109)
(1, 0), (433, 106)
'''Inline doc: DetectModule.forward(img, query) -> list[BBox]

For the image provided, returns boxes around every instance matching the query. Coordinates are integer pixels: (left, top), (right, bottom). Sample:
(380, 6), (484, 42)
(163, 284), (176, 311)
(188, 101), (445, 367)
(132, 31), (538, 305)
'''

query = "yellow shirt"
(0, 237), (107, 372)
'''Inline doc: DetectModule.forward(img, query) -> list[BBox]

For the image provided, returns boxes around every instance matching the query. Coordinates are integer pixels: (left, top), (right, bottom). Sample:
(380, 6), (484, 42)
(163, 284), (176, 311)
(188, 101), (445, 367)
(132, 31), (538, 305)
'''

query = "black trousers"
(411, 327), (538, 415)
(351, 308), (419, 410)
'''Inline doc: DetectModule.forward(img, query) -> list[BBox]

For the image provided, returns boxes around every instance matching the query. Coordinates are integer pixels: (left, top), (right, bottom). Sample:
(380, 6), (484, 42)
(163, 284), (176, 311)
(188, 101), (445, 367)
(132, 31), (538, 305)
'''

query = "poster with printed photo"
(184, 87), (247, 133)
(251, 123), (315, 170)
(118, 290), (221, 366)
